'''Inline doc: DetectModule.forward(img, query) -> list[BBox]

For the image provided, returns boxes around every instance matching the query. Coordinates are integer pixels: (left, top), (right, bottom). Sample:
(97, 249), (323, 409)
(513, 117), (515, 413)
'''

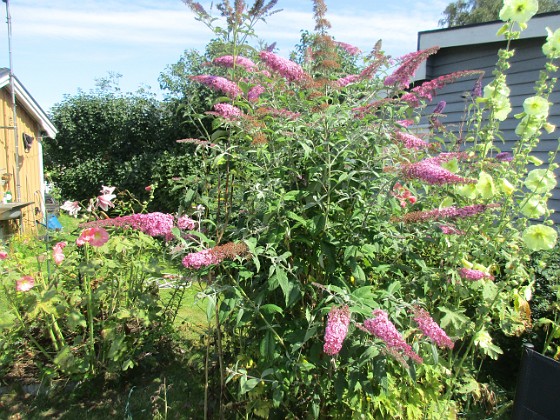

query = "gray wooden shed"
(415, 12), (560, 223)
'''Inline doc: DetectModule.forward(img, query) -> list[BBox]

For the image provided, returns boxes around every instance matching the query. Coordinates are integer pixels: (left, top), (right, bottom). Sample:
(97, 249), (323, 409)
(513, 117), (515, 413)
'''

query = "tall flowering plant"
(172, 0), (557, 417)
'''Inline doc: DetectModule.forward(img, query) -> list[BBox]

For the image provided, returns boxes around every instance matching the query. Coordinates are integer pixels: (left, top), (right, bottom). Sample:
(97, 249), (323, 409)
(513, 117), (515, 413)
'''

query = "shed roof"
(416, 11), (560, 80)
(0, 68), (57, 138)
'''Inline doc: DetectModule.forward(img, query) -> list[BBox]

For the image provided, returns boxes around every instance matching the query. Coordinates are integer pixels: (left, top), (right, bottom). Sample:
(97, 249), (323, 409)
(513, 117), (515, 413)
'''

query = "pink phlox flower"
(336, 74), (360, 88)
(207, 103), (244, 120)
(96, 194), (116, 212)
(213, 55), (257, 71)
(177, 215), (197, 231)
(52, 241), (67, 265)
(459, 268), (494, 281)
(247, 85), (266, 102)
(259, 51), (308, 82)
(412, 307), (454, 349)
(363, 309), (422, 364)
(190, 75), (242, 98)
(0, 250), (8, 260)
(384, 47), (439, 89)
(323, 305), (351, 356)
(394, 131), (430, 150)
(61, 200), (81, 217)
(77, 227), (110, 247)
(16, 275), (35, 292)
(182, 249), (221, 269)
(335, 41), (361, 56)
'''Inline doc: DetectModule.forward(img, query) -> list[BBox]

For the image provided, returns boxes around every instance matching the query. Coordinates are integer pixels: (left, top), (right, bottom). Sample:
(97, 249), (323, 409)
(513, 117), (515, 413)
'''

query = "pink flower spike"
(177, 215), (197, 231)
(77, 227), (109, 247)
(0, 250), (7, 260)
(459, 268), (494, 281)
(208, 103), (244, 120)
(213, 55), (256, 71)
(412, 307), (454, 349)
(259, 51), (308, 83)
(16, 275), (35, 292)
(182, 249), (220, 269)
(96, 194), (116, 211)
(363, 309), (422, 364)
(323, 305), (351, 356)
(190, 75), (242, 98)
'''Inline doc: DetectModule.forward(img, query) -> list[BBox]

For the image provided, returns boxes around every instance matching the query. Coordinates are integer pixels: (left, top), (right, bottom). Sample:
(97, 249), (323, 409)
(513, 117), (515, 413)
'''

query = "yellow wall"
(1, 88), (44, 235)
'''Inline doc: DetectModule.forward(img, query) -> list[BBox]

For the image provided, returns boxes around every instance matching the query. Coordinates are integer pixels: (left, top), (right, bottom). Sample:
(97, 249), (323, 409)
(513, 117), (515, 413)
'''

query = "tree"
(439, 0), (560, 27)
(44, 77), (197, 212)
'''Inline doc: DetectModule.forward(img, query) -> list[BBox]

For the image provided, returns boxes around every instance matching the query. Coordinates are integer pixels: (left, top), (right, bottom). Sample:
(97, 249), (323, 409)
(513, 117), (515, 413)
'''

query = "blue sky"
(0, 0), (449, 112)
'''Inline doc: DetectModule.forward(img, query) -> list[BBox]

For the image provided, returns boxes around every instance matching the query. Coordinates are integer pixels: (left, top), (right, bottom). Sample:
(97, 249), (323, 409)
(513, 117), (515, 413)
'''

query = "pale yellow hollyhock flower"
(476, 171), (496, 199)
(519, 196), (547, 219)
(500, 178), (515, 195)
(522, 224), (558, 251)
(499, 0), (538, 24)
(523, 96), (549, 119)
(525, 169), (557, 193)
(543, 27), (560, 59)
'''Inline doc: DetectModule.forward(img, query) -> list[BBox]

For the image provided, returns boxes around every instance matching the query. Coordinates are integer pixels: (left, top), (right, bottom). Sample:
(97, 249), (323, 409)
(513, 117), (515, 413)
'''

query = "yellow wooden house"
(0, 68), (57, 238)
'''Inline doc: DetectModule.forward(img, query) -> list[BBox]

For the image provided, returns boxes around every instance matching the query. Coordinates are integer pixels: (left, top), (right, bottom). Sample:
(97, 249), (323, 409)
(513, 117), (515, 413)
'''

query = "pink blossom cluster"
(459, 268), (494, 281)
(384, 47), (439, 89)
(401, 156), (476, 185)
(259, 51), (308, 82)
(80, 212), (175, 239)
(335, 41), (361, 56)
(323, 305), (351, 356)
(394, 203), (500, 224)
(76, 227), (110, 247)
(190, 75), (242, 98)
(212, 55), (257, 71)
(362, 309), (423, 364)
(394, 131), (430, 150)
(336, 74), (360, 87)
(208, 103), (244, 120)
(182, 249), (221, 269)
(438, 224), (465, 235)
(412, 307), (454, 349)
(0, 250), (7, 260)
(401, 70), (483, 106)
(256, 107), (301, 120)
(52, 241), (67, 265)
(177, 215), (197, 231)
(247, 85), (266, 102)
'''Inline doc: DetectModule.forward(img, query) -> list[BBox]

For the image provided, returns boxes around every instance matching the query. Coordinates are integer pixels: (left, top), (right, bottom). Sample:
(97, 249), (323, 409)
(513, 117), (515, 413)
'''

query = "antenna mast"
(4, 0), (21, 204)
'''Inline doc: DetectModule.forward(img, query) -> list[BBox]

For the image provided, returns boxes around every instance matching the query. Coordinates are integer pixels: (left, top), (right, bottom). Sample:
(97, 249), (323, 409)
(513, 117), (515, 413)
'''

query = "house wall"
(0, 87), (44, 236)
(419, 36), (560, 223)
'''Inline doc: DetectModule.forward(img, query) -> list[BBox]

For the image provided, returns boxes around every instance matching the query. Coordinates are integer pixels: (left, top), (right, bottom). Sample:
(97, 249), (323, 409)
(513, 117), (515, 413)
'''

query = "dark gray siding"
(420, 37), (560, 224)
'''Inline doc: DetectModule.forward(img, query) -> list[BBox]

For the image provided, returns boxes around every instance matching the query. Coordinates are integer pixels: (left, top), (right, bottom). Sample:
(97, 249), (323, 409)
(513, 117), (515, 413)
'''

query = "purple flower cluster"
(259, 51), (308, 82)
(401, 157), (476, 185)
(323, 306), (351, 356)
(213, 55), (256, 71)
(363, 309), (423, 364)
(177, 215), (197, 231)
(496, 152), (513, 162)
(247, 85), (266, 102)
(384, 47), (439, 89)
(458, 268), (494, 281)
(335, 41), (361, 56)
(394, 131), (430, 150)
(402, 70), (483, 106)
(80, 212), (175, 239)
(182, 249), (220, 269)
(394, 203), (500, 224)
(208, 103), (244, 120)
(412, 307), (454, 349)
(336, 74), (360, 87)
(190, 75), (242, 98)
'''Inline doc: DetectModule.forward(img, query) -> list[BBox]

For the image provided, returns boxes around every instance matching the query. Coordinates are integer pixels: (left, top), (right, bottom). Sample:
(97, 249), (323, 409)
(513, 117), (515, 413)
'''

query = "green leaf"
(260, 330), (275, 361)
(260, 304), (283, 315)
(438, 306), (470, 331)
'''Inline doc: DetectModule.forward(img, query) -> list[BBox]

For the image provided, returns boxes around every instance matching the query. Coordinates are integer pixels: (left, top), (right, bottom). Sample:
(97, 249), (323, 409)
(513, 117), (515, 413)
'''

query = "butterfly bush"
(173, 0), (559, 417)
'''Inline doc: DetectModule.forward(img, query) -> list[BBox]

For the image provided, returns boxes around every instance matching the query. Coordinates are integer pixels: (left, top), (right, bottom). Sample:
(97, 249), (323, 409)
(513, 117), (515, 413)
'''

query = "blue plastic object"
(46, 214), (62, 230)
